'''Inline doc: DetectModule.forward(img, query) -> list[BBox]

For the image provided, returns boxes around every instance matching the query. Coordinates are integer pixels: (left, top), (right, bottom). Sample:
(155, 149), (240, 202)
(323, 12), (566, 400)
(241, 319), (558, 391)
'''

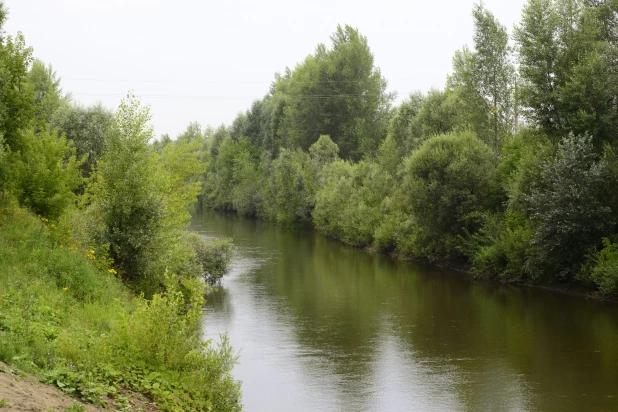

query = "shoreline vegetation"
(0, 1), (241, 408)
(180, 1), (618, 301)
(1, 0), (617, 409)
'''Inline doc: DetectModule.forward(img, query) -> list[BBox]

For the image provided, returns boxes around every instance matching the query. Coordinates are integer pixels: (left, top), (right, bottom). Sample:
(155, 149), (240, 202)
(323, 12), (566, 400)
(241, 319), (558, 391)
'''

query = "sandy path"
(0, 362), (163, 412)
(0, 363), (102, 411)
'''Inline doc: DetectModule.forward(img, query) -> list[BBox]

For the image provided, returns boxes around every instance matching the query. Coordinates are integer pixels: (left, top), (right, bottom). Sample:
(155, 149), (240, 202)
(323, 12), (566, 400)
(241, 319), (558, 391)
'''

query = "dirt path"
(0, 363), (101, 412)
(0, 363), (160, 412)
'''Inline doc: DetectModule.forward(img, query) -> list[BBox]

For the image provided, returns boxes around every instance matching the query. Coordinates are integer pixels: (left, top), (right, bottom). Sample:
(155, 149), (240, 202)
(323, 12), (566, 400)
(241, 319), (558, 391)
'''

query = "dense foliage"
(184, 1), (618, 298)
(0, 2), (240, 409)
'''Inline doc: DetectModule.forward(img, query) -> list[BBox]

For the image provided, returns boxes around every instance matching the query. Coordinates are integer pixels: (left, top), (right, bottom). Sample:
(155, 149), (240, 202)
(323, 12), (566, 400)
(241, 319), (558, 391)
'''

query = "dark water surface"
(192, 210), (618, 412)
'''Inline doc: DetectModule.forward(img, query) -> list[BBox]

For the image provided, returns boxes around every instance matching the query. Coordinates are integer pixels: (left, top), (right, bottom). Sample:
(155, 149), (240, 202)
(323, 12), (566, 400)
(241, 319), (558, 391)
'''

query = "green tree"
(415, 88), (460, 143)
(448, 4), (515, 154)
(176, 121), (204, 144)
(276, 25), (394, 160)
(514, 0), (561, 134)
(447, 47), (492, 143)
(402, 130), (498, 259)
(52, 103), (114, 176)
(28, 59), (67, 125)
(472, 3), (516, 152)
(387, 92), (424, 152)
(208, 125), (230, 158)
(309, 134), (339, 168)
(514, 0), (618, 145)
(12, 127), (82, 218)
(269, 148), (315, 225)
(94, 93), (169, 288)
(526, 134), (615, 279)
(0, 2), (35, 152)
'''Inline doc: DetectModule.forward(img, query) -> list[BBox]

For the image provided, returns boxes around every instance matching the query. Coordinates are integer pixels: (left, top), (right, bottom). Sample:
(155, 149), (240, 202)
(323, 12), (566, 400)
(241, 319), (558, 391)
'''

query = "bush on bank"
(0, 206), (242, 411)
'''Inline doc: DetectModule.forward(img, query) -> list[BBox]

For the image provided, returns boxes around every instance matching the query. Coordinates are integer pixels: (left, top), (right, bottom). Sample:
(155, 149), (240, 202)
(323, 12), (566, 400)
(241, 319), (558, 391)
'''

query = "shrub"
(12, 127), (82, 219)
(467, 212), (535, 281)
(588, 238), (618, 296)
(402, 130), (498, 259)
(526, 135), (615, 280)
(185, 232), (234, 284)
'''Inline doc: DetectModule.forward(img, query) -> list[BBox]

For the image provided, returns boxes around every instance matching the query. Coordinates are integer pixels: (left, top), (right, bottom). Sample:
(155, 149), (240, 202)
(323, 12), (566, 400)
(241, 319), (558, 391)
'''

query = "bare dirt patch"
(0, 363), (161, 412)
(0, 362), (100, 412)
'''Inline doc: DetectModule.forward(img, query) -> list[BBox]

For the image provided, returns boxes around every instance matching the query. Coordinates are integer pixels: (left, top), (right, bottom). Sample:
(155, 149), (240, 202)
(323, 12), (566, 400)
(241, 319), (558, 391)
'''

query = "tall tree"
(28, 59), (67, 125)
(0, 1), (35, 151)
(52, 103), (114, 176)
(472, 3), (516, 153)
(276, 25), (394, 160)
(449, 3), (515, 155)
(514, 0), (618, 145)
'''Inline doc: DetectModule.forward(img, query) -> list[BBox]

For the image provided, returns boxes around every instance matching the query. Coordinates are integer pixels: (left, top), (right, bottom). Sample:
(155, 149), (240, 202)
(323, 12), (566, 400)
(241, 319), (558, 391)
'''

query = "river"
(191, 209), (618, 412)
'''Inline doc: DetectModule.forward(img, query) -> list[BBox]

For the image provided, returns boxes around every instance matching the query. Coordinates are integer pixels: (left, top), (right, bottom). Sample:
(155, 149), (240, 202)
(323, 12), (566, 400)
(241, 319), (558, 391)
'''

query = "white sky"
(4, 0), (527, 139)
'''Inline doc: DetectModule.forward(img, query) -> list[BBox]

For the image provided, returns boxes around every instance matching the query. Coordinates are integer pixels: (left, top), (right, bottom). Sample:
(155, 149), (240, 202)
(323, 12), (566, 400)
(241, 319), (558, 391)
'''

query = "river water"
(192, 210), (618, 412)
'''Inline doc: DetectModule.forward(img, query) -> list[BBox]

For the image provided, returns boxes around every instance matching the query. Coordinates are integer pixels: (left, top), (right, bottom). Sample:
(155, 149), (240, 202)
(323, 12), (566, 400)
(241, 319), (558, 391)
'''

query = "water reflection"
(193, 210), (618, 412)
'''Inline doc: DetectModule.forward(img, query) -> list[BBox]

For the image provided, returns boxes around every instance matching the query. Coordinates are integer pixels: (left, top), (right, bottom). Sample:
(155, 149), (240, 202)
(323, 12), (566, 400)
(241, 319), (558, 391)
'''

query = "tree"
(514, 0), (618, 146)
(472, 3), (516, 152)
(415, 88), (460, 144)
(402, 130), (498, 259)
(176, 121), (203, 144)
(52, 103), (114, 176)
(527, 134), (615, 279)
(12, 127), (82, 218)
(276, 25), (394, 160)
(94, 93), (169, 287)
(0, 2), (35, 152)
(387, 92), (423, 152)
(208, 125), (230, 158)
(309, 134), (339, 167)
(514, 0), (561, 134)
(448, 3), (515, 155)
(269, 148), (315, 225)
(28, 59), (67, 125)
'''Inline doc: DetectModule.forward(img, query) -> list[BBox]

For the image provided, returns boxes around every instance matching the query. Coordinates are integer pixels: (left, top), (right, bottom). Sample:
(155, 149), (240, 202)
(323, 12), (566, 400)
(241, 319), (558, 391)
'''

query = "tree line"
(1, 0), (617, 297)
(158, 0), (618, 295)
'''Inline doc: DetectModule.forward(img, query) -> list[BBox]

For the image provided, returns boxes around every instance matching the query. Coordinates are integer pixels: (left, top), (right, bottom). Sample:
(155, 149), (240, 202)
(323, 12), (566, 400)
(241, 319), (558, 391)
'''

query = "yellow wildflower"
(108, 268), (117, 275)
(62, 287), (69, 291)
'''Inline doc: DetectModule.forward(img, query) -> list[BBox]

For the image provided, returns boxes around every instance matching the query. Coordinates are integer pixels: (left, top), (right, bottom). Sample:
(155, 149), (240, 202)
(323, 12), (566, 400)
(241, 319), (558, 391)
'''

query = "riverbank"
(0, 207), (241, 411)
(210, 207), (608, 303)
(381, 244), (610, 303)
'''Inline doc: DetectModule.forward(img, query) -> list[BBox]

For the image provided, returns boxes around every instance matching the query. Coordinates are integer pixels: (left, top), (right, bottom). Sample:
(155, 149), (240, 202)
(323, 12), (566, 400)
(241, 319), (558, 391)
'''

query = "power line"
(72, 92), (376, 100)
(65, 76), (445, 85)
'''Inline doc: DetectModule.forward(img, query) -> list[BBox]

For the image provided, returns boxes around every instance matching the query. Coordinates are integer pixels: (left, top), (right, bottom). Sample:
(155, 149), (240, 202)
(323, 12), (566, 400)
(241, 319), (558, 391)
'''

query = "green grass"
(0, 206), (241, 411)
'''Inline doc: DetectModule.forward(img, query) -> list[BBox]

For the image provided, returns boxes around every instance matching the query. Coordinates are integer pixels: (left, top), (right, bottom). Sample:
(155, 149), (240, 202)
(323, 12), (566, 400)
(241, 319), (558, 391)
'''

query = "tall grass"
(0, 206), (241, 411)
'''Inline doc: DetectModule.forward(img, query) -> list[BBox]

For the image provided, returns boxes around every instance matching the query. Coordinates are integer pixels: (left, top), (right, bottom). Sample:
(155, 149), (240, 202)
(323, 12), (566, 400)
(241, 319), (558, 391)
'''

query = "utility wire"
(72, 92), (375, 99)
(65, 76), (444, 85)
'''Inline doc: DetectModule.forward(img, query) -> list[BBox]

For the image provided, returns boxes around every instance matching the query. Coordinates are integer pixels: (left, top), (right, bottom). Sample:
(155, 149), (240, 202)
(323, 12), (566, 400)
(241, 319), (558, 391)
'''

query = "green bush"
(467, 213), (535, 281)
(12, 127), (82, 219)
(402, 130), (498, 260)
(269, 148), (316, 226)
(185, 232), (234, 284)
(313, 159), (395, 248)
(526, 135), (614, 280)
(589, 238), (618, 296)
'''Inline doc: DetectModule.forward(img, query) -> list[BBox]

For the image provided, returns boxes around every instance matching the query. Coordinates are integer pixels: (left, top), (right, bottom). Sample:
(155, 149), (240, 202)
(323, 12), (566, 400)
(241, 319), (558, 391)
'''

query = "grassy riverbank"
(0, 206), (241, 411)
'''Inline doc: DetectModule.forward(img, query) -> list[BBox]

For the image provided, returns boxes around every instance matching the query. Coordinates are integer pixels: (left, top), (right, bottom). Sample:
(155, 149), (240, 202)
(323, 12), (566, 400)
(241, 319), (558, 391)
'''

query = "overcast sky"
(4, 0), (527, 139)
